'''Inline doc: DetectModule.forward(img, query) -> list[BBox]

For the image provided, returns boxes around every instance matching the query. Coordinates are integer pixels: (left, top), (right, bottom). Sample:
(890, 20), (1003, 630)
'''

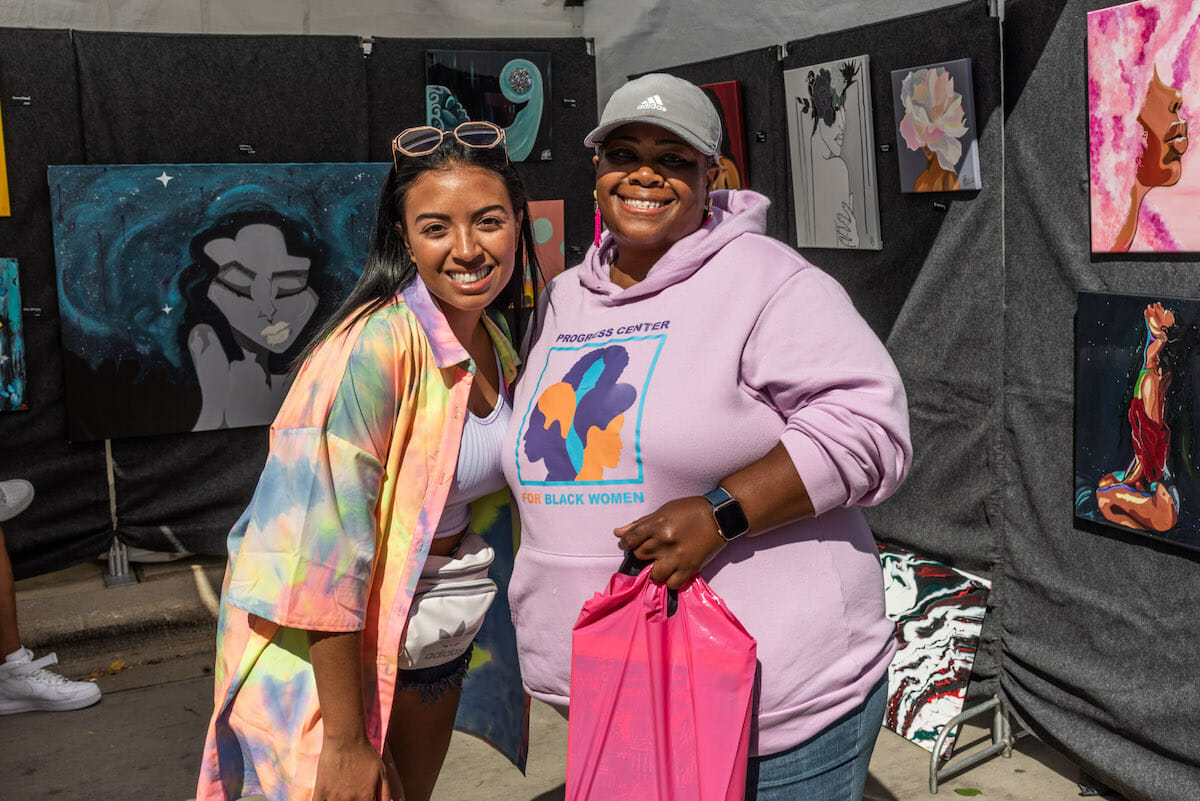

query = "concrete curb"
(15, 555), (225, 659)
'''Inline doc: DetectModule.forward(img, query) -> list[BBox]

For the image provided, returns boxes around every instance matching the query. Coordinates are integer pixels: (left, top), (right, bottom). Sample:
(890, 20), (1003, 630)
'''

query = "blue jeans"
(746, 674), (888, 801)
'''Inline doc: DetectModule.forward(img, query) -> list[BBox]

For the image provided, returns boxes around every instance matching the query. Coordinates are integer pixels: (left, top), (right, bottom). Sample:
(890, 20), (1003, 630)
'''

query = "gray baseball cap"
(584, 73), (722, 157)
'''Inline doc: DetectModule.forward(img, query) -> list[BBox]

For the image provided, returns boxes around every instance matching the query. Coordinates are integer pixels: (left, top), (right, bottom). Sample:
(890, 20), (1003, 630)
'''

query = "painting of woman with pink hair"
(891, 58), (981, 193)
(1088, 0), (1199, 252)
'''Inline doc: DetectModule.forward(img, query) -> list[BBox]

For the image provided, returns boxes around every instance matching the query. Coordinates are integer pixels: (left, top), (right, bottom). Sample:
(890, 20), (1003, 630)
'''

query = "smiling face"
(1137, 68), (1189, 189)
(399, 164), (519, 331)
(593, 122), (721, 271)
(203, 223), (318, 353)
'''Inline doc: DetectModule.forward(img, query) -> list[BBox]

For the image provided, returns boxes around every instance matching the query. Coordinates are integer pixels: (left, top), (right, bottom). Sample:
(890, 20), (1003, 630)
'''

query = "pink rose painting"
(891, 59), (981, 193)
(1088, 0), (1200, 253)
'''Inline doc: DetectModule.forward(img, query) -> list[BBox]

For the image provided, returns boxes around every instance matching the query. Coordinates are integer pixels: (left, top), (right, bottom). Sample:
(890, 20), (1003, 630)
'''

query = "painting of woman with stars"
(48, 162), (387, 441)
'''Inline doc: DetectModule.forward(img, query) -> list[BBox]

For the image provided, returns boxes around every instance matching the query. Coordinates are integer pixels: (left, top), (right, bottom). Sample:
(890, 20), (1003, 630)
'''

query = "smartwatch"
(703, 487), (750, 542)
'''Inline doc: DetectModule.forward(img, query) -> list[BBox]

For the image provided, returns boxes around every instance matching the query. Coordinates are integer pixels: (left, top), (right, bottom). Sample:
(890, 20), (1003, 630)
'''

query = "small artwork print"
(700, 80), (750, 189)
(1074, 291), (1200, 553)
(1088, 0), (1200, 252)
(49, 163), (389, 441)
(783, 55), (882, 250)
(891, 58), (981, 192)
(525, 199), (565, 306)
(0, 258), (27, 411)
(0, 98), (10, 217)
(879, 543), (991, 761)
(426, 50), (552, 162)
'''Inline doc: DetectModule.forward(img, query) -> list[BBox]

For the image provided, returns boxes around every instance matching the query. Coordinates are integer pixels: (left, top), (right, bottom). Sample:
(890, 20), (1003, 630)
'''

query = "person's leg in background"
(0, 479), (102, 715)
(746, 673), (889, 801)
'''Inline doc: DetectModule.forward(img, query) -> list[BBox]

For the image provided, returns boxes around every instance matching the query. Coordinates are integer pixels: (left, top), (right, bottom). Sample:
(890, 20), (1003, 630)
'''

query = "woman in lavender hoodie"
(503, 73), (912, 801)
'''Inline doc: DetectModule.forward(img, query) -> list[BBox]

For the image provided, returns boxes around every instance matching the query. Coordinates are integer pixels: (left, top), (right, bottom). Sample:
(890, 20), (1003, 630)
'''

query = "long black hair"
(294, 135), (541, 368)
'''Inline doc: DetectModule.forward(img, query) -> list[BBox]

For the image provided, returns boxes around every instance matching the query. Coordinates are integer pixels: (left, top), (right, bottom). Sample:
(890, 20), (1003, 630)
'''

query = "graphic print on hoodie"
(516, 332), (667, 486)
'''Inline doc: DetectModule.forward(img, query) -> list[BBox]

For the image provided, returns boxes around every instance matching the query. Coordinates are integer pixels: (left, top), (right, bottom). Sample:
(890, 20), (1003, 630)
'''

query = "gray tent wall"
(652, 1), (1196, 798)
(0, 29), (114, 575)
(1000, 1), (1200, 798)
(0, 30), (597, 575)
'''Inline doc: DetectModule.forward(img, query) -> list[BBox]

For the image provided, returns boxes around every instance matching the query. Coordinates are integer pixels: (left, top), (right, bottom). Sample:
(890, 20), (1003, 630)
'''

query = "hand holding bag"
(566, 557), (757, 801)
(399, 531), (498, 670)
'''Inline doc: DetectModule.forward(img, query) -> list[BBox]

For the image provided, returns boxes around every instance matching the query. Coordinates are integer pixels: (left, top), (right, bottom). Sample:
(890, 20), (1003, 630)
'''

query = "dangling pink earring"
(593, 190), (603, 247)
(704, 195), (713, 224)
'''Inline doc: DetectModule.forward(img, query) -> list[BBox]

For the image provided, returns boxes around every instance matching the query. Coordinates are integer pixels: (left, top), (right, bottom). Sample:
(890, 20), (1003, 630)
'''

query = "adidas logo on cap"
(636, 94), (667, 112)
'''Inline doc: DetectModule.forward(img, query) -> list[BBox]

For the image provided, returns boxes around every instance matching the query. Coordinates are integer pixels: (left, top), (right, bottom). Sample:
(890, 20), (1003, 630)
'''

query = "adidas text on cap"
(584, 73), (722, 158)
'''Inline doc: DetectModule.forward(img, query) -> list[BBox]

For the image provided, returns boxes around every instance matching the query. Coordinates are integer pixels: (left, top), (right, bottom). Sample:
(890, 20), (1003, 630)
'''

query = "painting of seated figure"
(1074, 291), (1200, 553)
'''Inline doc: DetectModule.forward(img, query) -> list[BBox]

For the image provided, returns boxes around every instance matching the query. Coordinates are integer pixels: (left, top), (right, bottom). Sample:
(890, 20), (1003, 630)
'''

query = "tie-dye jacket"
(197, 276), (528, 801)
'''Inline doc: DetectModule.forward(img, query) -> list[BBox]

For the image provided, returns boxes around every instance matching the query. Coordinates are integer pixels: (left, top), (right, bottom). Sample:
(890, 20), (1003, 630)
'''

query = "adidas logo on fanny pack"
(636, 94), (667, 112)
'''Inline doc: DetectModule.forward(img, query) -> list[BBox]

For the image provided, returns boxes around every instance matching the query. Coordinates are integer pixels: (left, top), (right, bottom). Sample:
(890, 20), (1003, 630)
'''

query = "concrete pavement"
(4, 554), (1096, 801)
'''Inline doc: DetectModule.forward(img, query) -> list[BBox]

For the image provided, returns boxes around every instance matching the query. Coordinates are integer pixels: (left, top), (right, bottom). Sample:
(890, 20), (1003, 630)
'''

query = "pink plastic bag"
(566, 562), (757, 801)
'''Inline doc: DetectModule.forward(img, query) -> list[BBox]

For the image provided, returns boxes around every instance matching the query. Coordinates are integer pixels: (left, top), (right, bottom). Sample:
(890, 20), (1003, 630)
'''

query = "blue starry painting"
(0, 258), (27, 411)
(48, 162), (390, 441)
(1074, 290), (1200, 553)
(426, 50), (552, 162)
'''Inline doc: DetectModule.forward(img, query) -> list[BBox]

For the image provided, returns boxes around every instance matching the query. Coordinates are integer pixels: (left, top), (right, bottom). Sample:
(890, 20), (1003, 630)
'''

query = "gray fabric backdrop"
(654, 2), (1198, 798)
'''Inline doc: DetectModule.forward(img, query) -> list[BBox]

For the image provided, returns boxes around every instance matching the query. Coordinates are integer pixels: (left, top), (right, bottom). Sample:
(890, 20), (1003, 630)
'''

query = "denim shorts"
(745, 673), (889, 801)
(395, 643), (473, 704)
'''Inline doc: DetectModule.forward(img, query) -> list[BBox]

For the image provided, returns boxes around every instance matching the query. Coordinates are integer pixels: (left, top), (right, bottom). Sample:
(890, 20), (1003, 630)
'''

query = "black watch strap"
(703, 487), (750, 542)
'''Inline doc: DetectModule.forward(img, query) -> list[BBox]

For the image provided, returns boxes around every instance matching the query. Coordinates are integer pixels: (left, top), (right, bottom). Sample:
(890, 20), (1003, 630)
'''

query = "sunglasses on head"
(391, 121), (508, 167)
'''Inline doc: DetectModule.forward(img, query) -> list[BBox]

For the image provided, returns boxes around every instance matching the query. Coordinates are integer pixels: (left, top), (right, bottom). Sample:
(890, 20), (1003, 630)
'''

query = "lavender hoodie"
(503, 189), (911, 756)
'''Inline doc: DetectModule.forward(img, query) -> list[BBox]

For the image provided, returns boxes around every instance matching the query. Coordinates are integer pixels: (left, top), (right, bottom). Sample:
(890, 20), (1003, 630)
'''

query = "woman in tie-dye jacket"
(197, 122), (540, 801)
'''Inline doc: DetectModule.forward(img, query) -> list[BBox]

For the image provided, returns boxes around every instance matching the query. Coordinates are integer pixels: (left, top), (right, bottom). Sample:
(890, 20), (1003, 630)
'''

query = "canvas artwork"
(49, 162), (390, 441)
(878, 543), (991, 761)
(699, 80), (750, 189)
(0, 258), (27, 411)
(525, 199), (565, 306)
(891, 58), (982, 193)
(783, 56), (882, 250)
(1074, 291), (1200, 553)
(426, 49), (552, 163)
(1088, 0), (1200, 252)
(0, 97), (10, 216)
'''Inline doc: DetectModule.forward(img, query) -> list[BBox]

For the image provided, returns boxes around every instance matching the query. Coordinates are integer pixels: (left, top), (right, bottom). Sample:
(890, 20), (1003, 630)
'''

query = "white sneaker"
(0, 647), (102, 714)
(0, 479), (34, 523)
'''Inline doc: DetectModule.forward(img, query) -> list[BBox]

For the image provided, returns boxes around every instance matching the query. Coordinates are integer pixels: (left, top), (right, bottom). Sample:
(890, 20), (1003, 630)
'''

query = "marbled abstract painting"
(879, 543), (991, 760)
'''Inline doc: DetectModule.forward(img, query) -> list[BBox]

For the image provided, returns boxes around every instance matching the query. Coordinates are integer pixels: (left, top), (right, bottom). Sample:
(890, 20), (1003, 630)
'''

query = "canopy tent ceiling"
(0, 0), (966, 110)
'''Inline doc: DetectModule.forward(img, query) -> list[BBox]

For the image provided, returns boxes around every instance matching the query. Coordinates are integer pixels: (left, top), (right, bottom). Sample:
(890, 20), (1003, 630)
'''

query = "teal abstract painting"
(0, 258), (27, 411)
(426, 49), (552, 162)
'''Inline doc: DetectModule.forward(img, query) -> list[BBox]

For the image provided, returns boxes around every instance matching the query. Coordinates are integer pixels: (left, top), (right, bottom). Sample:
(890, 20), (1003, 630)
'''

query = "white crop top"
(433, 374), (512, 539)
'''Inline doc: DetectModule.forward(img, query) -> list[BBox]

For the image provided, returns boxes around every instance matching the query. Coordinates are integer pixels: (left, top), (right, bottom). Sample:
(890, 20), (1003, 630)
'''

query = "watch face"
(715, 500), (750, 540)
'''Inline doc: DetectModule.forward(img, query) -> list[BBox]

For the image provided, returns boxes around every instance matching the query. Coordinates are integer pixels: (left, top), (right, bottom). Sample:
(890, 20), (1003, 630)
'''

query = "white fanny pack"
(399, 531), (498, 670)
